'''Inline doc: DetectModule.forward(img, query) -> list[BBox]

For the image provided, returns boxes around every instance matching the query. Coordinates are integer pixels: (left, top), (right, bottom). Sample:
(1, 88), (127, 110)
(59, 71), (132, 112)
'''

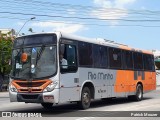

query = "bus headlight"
(43, 82), (58, 92)
(10, 84), (18, 92)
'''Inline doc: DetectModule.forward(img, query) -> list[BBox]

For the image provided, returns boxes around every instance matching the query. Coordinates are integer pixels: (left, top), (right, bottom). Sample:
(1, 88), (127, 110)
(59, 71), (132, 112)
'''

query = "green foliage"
(28, 28), (33, 33)
(0, 32), (13, 75)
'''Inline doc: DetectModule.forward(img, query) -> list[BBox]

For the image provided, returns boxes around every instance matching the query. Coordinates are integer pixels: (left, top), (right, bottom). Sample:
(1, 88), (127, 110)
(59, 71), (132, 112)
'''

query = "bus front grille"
(21, 94), (39, 99)
(11, 80), (52, 93)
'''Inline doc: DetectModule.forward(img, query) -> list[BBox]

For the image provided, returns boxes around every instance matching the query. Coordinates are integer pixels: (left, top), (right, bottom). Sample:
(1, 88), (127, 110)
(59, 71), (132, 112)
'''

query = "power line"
(1, 0), (160, 24)
(1, 0), (160, 22)
(0, 15), (160, 28)
(10, 0), (160, 15)
(1, 0), (160, 30)
(1, 0), (160, 16)
(1, 11), (160, 22)
(2, 6), (160, 20)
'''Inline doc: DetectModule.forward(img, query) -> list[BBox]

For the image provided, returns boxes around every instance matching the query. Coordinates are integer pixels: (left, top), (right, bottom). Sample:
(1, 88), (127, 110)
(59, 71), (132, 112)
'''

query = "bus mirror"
(21, 53), (28, 62)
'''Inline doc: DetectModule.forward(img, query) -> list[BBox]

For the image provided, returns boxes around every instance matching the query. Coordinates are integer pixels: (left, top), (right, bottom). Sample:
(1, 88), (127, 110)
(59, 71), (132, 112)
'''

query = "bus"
(9, 32), (156, 109)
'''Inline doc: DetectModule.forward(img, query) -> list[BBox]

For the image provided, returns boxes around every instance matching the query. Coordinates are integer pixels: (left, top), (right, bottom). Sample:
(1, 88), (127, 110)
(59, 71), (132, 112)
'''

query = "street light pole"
(16, 17), (36, 37)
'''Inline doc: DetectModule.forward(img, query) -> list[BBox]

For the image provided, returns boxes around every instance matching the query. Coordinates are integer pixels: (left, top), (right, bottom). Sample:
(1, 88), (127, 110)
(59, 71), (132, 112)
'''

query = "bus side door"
(59, 42), (80, 103)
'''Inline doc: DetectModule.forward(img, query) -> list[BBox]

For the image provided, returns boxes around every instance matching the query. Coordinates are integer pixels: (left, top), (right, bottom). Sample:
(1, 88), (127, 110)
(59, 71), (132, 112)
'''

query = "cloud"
(94, 0), (136, 8)
(114, 0), (136, 8)
(91, 8), (128, 24)
(92, 0), (136, 25)
(17, 22), (24, 26)
(31, 21), (85, 34)
(67, 9), (76, 15)
(94, 0), (112, 8)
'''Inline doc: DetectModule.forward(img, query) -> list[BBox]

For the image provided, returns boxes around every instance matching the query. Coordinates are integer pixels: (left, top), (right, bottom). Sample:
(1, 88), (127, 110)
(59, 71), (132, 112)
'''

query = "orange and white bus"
(9, 32), (156, 109)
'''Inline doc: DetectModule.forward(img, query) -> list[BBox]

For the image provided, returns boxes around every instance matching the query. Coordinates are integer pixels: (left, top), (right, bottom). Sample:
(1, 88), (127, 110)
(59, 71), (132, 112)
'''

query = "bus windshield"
(11, 34), (57, 80)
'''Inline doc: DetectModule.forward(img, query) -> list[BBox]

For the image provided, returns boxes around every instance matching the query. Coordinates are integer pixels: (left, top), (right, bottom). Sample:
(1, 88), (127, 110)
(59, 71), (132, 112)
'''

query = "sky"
(0, 0), (160, 50)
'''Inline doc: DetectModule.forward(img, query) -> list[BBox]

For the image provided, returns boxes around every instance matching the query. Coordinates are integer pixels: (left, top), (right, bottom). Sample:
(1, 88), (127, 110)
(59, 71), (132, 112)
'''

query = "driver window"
(59, 44), (68, 69)
(60, 43), (77, 73)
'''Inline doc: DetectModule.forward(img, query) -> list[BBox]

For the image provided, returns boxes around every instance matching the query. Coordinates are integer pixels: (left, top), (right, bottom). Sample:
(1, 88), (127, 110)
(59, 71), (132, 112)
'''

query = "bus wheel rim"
(138, 87), (142, 99)
(83, 92), (89, 104)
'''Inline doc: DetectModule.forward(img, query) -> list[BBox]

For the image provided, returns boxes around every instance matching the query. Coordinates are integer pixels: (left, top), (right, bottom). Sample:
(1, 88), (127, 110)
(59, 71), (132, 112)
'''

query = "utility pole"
(16, 17), (36, 37)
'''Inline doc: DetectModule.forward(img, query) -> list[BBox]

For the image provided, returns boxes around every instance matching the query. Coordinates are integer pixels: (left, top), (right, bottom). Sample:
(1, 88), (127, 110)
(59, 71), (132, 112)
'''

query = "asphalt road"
(0, 87), (160, 120)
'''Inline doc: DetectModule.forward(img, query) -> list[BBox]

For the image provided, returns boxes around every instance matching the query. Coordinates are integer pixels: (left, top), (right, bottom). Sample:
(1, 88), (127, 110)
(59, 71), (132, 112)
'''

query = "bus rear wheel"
(135, 84), (143, 101)
(41, 103), (53, 109)
(78, 87), (91, 109)
(128, 84), (143, 101)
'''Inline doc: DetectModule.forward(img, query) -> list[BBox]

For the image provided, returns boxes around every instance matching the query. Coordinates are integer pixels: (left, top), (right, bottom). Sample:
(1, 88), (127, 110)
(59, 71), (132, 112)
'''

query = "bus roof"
(16, 32), (153, 55)
(59, 32), (153, 55)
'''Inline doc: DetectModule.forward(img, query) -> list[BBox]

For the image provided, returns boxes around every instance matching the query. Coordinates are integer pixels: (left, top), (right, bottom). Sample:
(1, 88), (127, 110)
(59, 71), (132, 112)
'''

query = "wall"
(156, 70), (160, 86)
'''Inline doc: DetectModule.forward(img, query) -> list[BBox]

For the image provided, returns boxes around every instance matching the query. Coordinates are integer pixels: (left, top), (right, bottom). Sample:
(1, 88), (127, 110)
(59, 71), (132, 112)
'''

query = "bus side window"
(144, 54), (155, 71)
(109, 47), (122, 69)
(93, 44), (108, 68)
(78, 41), (93, 67)
(124, 51), (133, 70)
(133, 52), (143, 70)
(60, 44), (77, 73)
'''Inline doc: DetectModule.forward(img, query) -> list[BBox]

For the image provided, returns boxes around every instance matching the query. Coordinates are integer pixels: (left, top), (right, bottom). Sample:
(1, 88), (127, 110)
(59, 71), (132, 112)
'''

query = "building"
(153, 50), (160, 69)
(152, 50), (160, 86)
(0, 28), (16, 37)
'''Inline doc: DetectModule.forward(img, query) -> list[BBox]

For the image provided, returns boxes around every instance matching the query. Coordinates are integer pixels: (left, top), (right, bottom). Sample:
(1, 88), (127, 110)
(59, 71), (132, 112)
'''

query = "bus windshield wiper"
(16, 37), (25, 56)
(36, 45), (45, 66)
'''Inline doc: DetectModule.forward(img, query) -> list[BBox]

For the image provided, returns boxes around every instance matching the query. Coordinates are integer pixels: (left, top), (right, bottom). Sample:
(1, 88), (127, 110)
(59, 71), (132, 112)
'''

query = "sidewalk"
(156, 85), (160, 90)
(0, 91), (9, 98)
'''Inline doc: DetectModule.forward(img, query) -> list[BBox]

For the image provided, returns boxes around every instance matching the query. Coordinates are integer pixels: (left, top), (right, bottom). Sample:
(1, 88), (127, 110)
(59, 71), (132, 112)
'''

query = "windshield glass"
(11, 45), (57, 80)
(13, 34), (57, 47)
(11, 34), (57, 80)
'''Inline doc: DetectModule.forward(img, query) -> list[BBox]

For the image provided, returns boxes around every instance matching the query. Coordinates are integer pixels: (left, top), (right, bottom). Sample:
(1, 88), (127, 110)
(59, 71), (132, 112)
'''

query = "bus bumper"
(9, 90), (18, 102)
(9, 89), (59, 103)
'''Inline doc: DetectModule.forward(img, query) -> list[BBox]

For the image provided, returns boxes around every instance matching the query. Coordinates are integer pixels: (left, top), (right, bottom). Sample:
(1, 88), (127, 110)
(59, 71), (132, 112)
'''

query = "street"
(0, 87), (160, 120)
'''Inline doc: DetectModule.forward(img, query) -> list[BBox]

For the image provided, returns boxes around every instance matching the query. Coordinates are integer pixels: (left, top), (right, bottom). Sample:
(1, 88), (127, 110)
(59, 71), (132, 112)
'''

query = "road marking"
(75, 117), (95, 120)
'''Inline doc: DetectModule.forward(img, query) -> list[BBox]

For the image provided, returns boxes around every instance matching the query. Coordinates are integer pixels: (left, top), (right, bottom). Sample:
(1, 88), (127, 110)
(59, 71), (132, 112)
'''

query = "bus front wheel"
(78, 87), (91, 109)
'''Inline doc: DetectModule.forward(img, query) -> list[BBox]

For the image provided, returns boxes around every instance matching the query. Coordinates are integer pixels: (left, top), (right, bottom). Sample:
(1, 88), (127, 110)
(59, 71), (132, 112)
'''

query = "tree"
(28, 28), (33, 33)
(0, 31), (14, 84)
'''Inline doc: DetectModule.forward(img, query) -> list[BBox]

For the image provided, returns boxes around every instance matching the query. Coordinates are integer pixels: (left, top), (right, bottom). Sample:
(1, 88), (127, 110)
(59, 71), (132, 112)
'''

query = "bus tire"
(129, 84), (143, 101)
(78, 87), (91, 109)
(41, 103), (53, 109)
(135, 84), (143, 101)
